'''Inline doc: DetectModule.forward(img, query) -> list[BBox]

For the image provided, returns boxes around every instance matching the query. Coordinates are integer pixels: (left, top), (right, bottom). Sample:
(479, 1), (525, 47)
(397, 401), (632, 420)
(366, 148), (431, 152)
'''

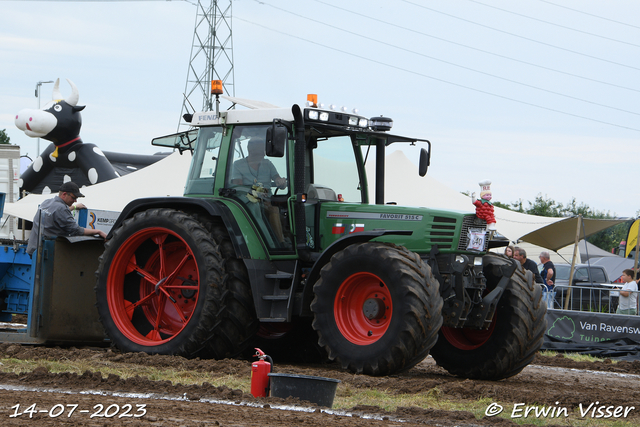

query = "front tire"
(311, 242), (443, 376)
(430, 253), (546, 380)
(95, 208), (228, 357)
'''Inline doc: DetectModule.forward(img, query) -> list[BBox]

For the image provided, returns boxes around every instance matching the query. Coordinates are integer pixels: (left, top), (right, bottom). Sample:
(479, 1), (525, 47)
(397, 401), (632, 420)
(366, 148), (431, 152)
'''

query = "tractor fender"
(108, 197), (250, 258)
(298, 229), (412, 316)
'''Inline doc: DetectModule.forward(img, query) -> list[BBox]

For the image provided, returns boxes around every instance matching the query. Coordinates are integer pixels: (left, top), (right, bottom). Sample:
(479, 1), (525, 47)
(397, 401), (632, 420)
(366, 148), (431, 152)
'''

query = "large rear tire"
(430, 253), (546, 380)
(201, 222), (258, 357)
(95, 208), (229, 357)
(311, 242), (443, 376)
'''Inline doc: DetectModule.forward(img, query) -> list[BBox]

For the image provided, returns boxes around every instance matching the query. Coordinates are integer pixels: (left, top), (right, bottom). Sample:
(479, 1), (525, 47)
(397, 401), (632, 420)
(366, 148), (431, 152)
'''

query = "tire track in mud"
(1, 343), (640, 426)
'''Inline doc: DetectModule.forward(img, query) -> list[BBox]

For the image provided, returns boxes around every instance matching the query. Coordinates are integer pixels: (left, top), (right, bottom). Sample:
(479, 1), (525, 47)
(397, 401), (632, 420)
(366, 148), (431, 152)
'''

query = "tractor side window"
(184, 126), (223, 195)
(226, 125), (289, 193)
(226, 125), (292, 251)
(312, 136), (361, 202)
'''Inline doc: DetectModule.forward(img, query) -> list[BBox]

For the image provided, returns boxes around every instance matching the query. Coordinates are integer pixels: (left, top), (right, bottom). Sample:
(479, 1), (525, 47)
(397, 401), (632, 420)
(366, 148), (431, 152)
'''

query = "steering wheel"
(272, 179), (288, 196)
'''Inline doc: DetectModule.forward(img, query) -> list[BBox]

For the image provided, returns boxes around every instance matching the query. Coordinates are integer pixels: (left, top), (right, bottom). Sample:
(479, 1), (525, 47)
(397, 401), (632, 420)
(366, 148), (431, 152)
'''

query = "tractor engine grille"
(457, 215), (488, 252)
(429, 216), (489, 252)
(430, 216), (457, 249)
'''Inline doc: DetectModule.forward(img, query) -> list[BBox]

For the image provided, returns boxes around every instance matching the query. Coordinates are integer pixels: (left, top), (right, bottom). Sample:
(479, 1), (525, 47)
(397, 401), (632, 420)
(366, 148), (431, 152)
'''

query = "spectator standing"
(26, 181), (107, 256)
(539, 251), (556, 309)
(504, 245), (515, 258)
(616, 269), (638, 315)
(513, 247), (543, 284)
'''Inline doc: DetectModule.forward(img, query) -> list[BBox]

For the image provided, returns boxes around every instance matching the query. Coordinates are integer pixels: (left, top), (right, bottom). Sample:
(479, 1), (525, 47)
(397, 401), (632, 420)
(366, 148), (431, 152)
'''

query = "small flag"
(332, 223), (345, 234)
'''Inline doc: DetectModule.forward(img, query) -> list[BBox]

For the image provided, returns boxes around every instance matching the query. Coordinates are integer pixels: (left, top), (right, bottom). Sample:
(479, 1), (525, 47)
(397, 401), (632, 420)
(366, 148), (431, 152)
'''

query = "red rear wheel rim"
(441, 315), (497, 350)
(334, 272), (393, 345)
(106, 227), (200, 346)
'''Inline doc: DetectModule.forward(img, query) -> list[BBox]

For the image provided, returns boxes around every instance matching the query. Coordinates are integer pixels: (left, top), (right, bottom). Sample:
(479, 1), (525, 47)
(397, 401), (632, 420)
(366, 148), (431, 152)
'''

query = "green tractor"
(95, 96), (545, 379)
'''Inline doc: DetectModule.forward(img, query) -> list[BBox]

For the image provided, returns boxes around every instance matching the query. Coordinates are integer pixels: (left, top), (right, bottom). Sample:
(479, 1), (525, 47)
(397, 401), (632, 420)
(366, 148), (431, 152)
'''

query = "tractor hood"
(316, 202), (487, 255)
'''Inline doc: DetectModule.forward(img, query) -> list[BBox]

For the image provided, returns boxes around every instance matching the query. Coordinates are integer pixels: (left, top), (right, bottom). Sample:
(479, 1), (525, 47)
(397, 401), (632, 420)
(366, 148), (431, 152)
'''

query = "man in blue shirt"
(26, 181), (107, 256)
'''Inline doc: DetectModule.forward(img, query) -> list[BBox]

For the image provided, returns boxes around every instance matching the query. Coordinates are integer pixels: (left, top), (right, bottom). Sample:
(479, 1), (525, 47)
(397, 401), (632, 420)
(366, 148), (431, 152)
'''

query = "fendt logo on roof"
(197, 113), (218, 122)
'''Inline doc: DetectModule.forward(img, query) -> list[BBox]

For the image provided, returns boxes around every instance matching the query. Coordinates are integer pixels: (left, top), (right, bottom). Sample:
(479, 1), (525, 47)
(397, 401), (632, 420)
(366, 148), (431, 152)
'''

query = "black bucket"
(268, 373), (340, 408)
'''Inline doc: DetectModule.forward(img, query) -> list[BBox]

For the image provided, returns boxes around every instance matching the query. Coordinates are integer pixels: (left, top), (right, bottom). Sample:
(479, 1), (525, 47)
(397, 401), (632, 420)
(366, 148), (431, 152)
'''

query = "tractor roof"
(192, 96), (293, 126)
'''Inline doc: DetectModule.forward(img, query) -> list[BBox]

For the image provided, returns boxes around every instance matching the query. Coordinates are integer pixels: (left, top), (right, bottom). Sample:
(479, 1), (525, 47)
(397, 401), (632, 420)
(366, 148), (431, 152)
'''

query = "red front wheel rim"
(106, 227), (200, 346)
(441, 315), (497, 350)
(334, 272), (393, 345)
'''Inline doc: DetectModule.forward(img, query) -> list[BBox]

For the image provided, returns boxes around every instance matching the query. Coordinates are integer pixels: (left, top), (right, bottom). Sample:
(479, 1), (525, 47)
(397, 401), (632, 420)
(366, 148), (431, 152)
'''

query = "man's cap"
(59, 181), (85, 198)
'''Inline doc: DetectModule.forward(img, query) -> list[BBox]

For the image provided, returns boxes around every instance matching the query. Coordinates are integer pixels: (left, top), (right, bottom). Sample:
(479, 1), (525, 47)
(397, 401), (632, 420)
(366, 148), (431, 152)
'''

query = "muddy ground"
(0, 344), (639, 426)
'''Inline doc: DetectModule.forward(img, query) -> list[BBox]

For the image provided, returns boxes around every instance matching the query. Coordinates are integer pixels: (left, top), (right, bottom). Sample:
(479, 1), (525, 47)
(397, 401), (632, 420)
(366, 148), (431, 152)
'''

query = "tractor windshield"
(309, 135), (363, 202)
(306, 127), (430, 205)
(184, 126), (224, 195)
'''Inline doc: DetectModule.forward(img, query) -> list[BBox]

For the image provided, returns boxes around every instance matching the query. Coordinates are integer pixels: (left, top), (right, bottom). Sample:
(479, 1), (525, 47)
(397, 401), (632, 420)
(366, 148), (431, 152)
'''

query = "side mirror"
(266, 123), (287, 157)
(419, 147), (430, 177)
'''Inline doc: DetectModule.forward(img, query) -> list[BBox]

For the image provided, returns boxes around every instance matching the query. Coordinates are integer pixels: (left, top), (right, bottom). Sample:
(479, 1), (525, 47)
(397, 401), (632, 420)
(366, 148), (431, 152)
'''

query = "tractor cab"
(153, 96), (431, 257)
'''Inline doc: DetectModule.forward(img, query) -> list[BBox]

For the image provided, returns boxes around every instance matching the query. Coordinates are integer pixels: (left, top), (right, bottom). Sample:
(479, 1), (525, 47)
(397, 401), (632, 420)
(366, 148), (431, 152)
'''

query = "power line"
(235, 17), (640, 133)
(400, 0), (640, 72)
(259, 2), (640, 117)
(468, 0), (640, 48)
(0, 0), (190, 2)
(537, 0), (640, 30)
(311, 0), (640, 93)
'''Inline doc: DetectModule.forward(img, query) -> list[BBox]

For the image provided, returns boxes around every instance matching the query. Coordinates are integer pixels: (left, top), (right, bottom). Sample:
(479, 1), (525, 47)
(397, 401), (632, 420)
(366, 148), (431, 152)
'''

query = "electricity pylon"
(178, 0), (234, 130)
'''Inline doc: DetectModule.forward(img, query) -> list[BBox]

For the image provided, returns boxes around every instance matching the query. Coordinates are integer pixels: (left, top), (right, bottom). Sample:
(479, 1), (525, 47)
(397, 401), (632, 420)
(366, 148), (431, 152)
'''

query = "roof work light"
(211, 80), (223, 95)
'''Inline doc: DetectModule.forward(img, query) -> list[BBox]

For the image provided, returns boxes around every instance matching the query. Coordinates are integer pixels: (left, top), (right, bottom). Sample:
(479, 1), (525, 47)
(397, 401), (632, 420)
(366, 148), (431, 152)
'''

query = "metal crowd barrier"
(546, 283), (639, 315)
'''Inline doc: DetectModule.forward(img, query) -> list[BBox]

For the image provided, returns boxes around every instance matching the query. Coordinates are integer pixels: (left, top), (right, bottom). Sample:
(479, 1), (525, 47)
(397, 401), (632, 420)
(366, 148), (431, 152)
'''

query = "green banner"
(546, 310), (640, 344)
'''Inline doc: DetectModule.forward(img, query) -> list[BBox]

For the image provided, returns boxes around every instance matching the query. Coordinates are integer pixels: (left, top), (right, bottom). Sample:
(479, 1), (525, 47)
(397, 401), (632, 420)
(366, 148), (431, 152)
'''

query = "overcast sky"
(1, 0), (638, 217)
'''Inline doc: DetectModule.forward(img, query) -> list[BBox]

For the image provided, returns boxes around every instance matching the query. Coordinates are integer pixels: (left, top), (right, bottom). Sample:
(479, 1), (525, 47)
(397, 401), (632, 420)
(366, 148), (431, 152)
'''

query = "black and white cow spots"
(15, 78), (119, 195)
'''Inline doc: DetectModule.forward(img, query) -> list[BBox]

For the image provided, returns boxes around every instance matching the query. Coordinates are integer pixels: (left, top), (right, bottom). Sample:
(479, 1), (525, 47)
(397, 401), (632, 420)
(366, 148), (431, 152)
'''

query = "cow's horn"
(64, 79), (79, 106)
(52, 78), (62, 101)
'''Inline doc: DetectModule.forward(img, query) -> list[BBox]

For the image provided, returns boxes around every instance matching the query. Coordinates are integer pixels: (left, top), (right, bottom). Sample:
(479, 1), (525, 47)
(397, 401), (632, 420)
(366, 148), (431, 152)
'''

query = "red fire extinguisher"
(250, 348), (273, 397)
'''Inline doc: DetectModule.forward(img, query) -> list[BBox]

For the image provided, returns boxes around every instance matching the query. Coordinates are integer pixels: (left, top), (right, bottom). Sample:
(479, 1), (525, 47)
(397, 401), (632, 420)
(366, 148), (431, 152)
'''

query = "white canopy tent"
(517, 216), (629, 266)
(368, 150), (562, 243)
(517, 217), (627, 253)
(4, 151), (192, 223)
(517, 215), (630, 309)
(579, 240), (618, 261)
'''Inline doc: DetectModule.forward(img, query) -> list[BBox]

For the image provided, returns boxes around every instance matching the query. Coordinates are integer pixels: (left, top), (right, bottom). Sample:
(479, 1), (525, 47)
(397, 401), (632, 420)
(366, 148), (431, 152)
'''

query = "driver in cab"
(231, 130), (287, 244)
(231, 137), (286, 190)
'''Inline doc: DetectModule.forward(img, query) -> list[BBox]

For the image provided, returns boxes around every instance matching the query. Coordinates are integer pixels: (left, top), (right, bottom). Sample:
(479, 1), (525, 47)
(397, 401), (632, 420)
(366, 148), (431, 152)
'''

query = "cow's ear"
(73, 105), (86, 112)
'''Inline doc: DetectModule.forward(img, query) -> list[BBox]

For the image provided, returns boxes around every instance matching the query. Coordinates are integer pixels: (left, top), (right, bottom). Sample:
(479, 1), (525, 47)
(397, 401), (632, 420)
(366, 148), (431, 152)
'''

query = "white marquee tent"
(4, 151), (192, 221)
(2, 149), (621, 265)
(370, 150), (561, 242)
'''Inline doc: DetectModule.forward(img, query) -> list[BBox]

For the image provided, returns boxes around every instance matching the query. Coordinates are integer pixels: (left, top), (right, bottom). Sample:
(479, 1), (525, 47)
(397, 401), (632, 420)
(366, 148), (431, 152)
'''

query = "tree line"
(0, 129), (10, 145)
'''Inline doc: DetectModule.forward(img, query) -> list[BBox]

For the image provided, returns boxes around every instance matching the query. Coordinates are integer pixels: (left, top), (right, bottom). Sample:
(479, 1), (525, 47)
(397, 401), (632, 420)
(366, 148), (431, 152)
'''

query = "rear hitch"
(464, 258), (519, 329)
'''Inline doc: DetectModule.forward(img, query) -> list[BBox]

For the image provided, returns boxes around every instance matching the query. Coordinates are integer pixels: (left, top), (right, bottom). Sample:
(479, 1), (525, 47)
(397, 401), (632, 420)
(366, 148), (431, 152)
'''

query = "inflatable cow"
(14, 78), (119, 195)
